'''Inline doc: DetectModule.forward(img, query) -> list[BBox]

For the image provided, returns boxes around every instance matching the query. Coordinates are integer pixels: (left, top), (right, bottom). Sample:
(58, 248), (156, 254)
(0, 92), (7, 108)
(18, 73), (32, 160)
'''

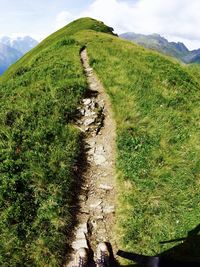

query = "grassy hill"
(0, 18), (200, 266)
(83, 31), (200, 262)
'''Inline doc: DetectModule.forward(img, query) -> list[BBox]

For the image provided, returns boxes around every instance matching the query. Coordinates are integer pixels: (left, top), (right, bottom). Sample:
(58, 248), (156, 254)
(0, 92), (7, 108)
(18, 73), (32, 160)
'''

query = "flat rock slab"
(75, 223), (88, 235)
(83, 98), (91, 105)
(103, 205), (115, 214)
(94, 154), (106, 165)
(84, 118), (95, 126)
(86, 67), (93, 72)
(85, 109), (96, 117)
(72, 238), (88, 250)
(99, 184), (113, 190)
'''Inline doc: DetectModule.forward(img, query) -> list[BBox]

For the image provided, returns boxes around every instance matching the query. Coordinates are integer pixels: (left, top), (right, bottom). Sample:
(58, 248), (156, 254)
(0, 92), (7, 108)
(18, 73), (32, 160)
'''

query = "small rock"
(77, 223), (88, 234)
(79, 109), (85, 116)
(95, 215), (104, 220)
(75, 230), (85, 239)
(99, 184), (113, 190)
(88, 148), (95, 155)
(90, 101), (96, 110)
(83, 98), (91, 105)
(98, 100), (105, 108)
(103, 205), (115, 214)
(80, 208), (89, 214)
(90, 200), (102, 209)
(72, 239), (88, 250)
(85, 109), (96, 117)
(94, 154), (106, 165)
(84, 118), (95, 126)
(79, 195), (86, 201)
(87, 157), (93, 163)
(82, 184), (89, 190)
(87, 68), (93, 72)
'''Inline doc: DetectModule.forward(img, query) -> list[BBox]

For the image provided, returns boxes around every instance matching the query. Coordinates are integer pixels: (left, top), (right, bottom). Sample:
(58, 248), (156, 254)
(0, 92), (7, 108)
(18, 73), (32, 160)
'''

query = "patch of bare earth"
(67, 49), (117, 266)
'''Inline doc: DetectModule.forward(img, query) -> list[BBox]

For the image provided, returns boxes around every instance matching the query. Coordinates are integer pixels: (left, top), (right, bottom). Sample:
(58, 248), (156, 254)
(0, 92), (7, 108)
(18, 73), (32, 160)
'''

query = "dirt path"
(67, 49), (117, 266)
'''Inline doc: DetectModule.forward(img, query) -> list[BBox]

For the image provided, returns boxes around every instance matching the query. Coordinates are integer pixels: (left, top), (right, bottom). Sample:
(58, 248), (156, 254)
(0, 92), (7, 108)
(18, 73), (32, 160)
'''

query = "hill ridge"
(0, 17), (199, 266)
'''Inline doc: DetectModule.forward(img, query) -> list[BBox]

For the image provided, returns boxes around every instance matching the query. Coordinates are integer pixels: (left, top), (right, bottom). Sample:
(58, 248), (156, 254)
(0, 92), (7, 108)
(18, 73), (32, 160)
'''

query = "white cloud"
(54, 0), (200, 50)
(77, 0), (200, 50)
(80, 0), (135, 33)
(55, 11), (74, 30)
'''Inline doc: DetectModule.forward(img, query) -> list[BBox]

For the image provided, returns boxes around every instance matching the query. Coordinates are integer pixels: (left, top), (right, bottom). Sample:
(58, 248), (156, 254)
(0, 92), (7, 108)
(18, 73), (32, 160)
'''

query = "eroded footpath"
(67, 48), (117, 266)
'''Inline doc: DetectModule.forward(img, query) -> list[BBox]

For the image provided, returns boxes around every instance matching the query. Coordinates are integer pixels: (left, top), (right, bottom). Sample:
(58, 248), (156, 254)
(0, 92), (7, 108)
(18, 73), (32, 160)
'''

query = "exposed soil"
(67, 48), (117, 266)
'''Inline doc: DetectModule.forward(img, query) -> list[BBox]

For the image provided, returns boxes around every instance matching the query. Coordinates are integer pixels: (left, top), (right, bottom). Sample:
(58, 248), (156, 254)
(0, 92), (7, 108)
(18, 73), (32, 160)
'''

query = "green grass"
(77, 31), (200, 259)
(186, 63), (200, 83)
(0, 18), (115, 267)
(0, 30), (87, 267)
(1, 17), (200, 266)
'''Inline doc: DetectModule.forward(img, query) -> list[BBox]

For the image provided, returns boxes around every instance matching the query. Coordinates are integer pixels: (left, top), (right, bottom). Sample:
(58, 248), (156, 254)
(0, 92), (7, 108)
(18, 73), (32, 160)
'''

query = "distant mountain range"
(120, 32), (200, 64)
(0, 36), (38, 75)
(0, 43), (22, 74)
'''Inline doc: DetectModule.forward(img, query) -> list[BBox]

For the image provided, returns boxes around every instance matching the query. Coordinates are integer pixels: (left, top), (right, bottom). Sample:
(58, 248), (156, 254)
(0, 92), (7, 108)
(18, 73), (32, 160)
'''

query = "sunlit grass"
(83, 31), (200, 257)
(0, 33), (88, 267)
(0, 17), (200, 266)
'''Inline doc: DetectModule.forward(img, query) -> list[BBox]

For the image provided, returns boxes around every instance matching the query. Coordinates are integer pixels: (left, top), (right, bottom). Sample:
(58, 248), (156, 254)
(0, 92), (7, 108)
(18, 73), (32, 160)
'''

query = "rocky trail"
(67, 48), (117, 266)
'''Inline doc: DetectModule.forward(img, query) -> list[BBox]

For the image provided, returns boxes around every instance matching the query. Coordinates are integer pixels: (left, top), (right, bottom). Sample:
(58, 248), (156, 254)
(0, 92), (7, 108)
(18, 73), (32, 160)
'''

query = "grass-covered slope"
(0, 35), (85, 267)
(0, 18), (114, 267)
(0, 17), (200, 266)
(187, 63), (200, 83)
(78, 31), (200, 259)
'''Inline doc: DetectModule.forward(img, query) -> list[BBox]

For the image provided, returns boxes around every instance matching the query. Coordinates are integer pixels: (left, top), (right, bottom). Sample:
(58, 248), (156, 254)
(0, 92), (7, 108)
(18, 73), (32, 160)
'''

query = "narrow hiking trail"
(67, 49), (117, 266)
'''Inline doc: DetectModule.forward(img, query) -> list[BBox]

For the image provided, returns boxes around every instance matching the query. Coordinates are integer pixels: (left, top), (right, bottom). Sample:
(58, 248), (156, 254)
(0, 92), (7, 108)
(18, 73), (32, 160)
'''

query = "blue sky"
(0, 0), (94, 39)
(0, 0), (200, 50)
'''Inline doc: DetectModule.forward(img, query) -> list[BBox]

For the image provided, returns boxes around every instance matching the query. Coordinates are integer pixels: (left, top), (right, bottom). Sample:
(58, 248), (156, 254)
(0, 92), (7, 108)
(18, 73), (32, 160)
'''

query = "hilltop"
(120, 32), (200, 63)
(0, 18), (200, 266)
